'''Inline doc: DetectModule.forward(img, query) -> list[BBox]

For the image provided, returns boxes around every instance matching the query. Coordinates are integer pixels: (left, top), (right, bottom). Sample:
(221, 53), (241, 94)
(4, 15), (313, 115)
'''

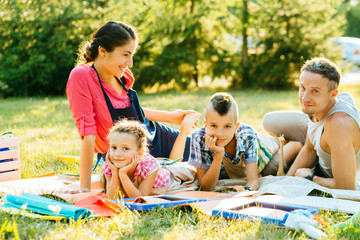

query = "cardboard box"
(0, 137), (21, 181)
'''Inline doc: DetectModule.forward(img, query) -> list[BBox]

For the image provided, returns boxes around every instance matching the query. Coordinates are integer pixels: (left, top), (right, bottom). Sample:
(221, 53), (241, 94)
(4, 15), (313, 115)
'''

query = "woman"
(67, 21), (199, 192)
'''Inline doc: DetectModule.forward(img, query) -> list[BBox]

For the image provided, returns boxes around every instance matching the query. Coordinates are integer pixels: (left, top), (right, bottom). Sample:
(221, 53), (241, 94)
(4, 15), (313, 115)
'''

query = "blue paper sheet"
(1, 193), (92, 220)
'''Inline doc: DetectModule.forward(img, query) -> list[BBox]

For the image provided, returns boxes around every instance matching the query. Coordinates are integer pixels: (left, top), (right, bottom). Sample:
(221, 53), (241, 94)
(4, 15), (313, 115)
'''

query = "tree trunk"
(241, 0), (249, 87)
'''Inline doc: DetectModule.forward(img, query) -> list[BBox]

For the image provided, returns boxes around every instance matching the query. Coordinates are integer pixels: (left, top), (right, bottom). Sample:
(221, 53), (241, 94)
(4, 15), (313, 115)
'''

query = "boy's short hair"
(208, 92), (238, 118)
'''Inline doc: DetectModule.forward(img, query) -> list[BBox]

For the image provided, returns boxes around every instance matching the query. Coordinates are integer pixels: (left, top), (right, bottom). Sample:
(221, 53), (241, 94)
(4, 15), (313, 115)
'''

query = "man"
(263, 58), (360, 190)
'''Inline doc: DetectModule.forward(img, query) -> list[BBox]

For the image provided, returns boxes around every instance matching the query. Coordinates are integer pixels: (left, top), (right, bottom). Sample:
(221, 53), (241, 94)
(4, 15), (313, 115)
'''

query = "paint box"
(0, 137), (21, 181)
(113, 195), (206, 211)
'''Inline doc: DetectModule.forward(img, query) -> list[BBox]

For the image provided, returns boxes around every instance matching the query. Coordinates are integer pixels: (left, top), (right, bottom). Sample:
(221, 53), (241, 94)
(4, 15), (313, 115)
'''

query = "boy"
(188, 92), (260, 191)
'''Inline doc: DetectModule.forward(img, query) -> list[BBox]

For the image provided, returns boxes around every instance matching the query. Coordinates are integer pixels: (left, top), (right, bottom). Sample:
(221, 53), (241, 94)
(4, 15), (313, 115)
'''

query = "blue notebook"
(2, 193), (92, 220)
(113, 195), (206, 211)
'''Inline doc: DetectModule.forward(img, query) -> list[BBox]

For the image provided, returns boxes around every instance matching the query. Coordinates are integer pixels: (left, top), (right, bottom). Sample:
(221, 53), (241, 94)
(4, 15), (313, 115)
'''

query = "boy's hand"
(205, 134), (225, 155)
(119, 155), (140, 175)
(180, 112), (201, 134)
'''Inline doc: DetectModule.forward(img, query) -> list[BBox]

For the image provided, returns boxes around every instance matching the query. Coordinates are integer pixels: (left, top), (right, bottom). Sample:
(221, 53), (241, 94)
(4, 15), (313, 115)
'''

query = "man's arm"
(286, 134), (317, 176)
(324, 113), (357, 190)
(295, 168), (336, 188)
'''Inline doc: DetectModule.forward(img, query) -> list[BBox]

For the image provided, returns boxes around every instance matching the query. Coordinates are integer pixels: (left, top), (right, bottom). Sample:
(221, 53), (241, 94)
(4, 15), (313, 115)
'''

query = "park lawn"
(0, 86), (359, 239)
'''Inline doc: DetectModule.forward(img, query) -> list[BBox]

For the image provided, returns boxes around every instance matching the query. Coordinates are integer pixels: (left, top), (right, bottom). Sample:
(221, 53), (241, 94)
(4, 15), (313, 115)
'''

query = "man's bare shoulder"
(325, 112), (358, 129)
(324, 112), (359, 143)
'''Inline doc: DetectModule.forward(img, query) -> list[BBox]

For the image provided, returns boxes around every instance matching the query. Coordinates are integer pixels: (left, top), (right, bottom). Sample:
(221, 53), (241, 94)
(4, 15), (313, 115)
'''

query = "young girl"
(104, 115), (199, 199)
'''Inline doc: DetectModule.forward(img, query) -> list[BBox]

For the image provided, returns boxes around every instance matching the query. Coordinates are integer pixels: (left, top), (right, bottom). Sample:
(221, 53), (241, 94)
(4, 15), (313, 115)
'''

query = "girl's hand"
(119, 154), (140, 175)
(180, 112), (201, 135)
(205, 134), (225, 155)
(170, 110), (200, 125)
(105, 151), (117, 172)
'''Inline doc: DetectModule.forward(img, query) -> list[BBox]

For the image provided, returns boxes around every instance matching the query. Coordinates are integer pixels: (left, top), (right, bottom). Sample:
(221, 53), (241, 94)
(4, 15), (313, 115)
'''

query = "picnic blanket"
(0, 174), (103, 203)
(73, 193), (123, 217)
(1, 193), (92, 220)
(256, 176), (360, 201)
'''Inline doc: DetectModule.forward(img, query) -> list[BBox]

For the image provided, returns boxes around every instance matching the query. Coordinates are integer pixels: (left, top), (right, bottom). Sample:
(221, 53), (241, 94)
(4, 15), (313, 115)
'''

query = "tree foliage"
(0, 0), (102, 96)
(0, 0), (348, 96)
(345, 1), (360, 37)
(128, 0), (229, 90)
(230, 0), (345, 89)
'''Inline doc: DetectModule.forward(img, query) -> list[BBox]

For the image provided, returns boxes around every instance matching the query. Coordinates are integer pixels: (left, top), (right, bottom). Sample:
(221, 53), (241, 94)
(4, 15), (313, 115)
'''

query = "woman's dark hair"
(77, 21), (138, 65)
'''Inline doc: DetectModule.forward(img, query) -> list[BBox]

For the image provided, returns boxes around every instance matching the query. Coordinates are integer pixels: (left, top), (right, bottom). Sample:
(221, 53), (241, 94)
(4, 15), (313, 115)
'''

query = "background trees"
(0, 0), (356, 97)
(0, 0), (103, 96)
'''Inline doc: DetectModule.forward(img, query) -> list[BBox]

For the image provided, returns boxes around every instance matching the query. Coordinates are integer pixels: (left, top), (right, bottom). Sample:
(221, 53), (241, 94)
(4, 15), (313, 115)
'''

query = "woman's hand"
(170, 110), (200, 125)
(60, 184), (90, 194)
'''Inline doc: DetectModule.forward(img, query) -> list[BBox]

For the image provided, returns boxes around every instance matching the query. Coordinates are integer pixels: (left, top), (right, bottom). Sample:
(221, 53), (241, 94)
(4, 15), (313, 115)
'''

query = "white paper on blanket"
(190, 194), (284, 216)
(0, 175), (102, 203)
(256, 176), (360, 201)
(280, 196), (360, 214)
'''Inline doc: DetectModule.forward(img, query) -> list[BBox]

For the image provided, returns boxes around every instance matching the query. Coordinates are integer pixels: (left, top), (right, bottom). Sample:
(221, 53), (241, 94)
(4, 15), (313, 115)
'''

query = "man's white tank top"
(307, 93), (360, 188)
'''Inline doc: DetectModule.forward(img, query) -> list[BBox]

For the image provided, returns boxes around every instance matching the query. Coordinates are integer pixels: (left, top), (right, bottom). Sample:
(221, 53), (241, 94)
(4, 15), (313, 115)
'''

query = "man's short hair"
(208, 92), (238, 117)
(301, 58), (341, 90)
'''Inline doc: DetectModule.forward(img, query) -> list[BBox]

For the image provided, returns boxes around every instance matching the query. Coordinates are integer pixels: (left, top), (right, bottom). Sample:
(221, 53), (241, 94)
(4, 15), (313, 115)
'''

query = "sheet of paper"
(280, 196), (360, 214)
(257, 176), (360, 201)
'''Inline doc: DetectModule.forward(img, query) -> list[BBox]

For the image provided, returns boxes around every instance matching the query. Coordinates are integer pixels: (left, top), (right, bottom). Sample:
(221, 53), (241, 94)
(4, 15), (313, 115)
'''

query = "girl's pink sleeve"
(138, 155), (160, 180)
(66, 67), (97, 138)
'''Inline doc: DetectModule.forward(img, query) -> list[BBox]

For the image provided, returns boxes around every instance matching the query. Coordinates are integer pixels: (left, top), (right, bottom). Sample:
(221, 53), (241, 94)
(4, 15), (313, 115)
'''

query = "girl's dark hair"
(78, 21), (138, 65)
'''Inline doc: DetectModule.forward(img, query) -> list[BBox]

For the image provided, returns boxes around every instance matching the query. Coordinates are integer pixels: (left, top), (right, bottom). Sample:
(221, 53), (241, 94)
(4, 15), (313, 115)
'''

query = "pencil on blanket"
(277, 135), (285, 176)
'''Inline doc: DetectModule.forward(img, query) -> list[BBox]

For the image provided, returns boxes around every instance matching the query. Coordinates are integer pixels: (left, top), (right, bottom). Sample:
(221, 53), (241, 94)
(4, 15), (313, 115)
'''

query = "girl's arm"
(118, 155), (158, 197)
(119, 170), (158, 198)
(105, 173), (123, 199)
(105, 154), (125, 199)
(244, 162), (259, 190)
(79, 135), (96, 191)
(169, 112), (200, 160)
(143, 108), (199, 124)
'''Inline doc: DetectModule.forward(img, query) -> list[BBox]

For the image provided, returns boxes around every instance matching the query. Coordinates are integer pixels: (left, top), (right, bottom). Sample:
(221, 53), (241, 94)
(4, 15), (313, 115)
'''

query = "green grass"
(1, 86), (360, 239)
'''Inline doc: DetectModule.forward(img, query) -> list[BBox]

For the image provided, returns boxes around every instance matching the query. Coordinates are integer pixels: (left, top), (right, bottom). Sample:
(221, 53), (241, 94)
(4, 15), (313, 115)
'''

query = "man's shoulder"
(325, 112), (358, 131)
